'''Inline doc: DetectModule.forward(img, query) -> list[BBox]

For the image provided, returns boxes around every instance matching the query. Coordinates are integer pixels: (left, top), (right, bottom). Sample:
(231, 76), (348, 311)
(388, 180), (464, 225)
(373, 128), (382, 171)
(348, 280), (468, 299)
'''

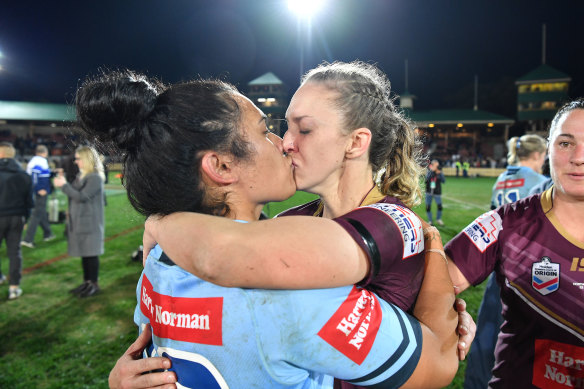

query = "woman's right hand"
(109, 325), (177, 389)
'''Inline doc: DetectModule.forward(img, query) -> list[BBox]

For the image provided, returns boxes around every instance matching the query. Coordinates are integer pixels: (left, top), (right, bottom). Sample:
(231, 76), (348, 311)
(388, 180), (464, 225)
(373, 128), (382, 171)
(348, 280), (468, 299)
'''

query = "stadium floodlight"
(288, 0), (326, 20)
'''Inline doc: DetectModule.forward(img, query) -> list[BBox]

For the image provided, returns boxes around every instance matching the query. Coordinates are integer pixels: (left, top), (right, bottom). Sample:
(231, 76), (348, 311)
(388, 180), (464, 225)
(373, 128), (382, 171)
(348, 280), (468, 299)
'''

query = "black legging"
(81, 256), (99, 283)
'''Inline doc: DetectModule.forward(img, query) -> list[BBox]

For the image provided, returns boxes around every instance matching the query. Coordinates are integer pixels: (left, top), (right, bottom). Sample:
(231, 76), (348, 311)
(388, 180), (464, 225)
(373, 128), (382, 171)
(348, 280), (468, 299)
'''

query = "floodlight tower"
(288, 0), (326, 82)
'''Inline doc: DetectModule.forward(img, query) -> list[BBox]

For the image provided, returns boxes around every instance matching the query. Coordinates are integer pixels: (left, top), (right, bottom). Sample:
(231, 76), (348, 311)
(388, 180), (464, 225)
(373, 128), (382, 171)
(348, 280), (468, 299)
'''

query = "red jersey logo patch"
(533, 339), (584, 388)
(463, 210), (502, 253)
(318, 286), (382, 365)
(140, 275), (223, 345)
(495, 178), (525, 189)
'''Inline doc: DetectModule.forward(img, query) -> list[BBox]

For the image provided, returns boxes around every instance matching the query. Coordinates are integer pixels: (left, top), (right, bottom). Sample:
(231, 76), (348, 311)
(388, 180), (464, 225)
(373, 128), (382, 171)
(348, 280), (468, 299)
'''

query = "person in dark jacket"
(0, 142), (34, 300)
(54, 146), (105, 298)
(425, 159), (446, 226)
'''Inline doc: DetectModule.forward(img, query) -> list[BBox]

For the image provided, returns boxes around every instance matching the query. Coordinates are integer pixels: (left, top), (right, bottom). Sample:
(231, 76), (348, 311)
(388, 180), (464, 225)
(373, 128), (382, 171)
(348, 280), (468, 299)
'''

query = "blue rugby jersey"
(490, 165), (547, 208)
(134, 244), (423, 389)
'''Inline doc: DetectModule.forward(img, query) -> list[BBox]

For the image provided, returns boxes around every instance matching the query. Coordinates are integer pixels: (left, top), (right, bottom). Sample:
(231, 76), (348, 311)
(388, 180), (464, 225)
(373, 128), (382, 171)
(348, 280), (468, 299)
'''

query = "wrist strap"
(427, 248), (448, 265)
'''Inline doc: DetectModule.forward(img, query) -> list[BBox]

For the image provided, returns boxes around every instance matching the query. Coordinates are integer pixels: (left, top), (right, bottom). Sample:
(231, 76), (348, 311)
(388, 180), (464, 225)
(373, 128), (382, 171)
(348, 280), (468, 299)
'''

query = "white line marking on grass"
(441, 195), (490, 211)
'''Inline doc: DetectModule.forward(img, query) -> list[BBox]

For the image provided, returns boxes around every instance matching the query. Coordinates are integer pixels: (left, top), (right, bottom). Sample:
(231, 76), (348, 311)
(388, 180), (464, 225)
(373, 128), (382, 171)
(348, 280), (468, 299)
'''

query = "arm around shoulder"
(144, 212), (370, 289)
(401, 226), (459, 388)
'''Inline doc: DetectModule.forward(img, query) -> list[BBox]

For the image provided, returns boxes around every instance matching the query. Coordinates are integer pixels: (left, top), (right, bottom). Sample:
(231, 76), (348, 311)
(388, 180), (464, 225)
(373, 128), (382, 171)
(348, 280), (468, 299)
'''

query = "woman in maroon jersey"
(445, 99), (584, 388)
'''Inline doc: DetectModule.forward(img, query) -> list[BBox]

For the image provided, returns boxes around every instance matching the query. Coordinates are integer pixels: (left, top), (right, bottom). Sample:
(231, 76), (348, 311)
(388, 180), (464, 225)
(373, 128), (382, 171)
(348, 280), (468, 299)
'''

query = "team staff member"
(446, 99), (584, 388)
(464, 133), (548, 389)
(0, 142), (34, 300)
(424, 159), (445, 226)
(73, 71), (459, 388)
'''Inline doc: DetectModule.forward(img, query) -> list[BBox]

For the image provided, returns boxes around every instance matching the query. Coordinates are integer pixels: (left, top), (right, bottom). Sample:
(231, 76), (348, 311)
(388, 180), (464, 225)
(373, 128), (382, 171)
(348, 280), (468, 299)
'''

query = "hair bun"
(75, 70), (163, 151)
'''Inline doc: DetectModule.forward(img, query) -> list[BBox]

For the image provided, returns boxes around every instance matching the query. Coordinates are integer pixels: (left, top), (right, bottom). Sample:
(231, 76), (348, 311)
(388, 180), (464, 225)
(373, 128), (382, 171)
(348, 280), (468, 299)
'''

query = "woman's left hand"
(454, 297), (476, 360)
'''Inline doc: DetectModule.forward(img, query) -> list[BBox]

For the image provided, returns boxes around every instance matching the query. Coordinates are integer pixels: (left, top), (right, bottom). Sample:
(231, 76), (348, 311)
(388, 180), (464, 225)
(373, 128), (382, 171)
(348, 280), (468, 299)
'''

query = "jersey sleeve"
(249, 286), (422, 387)
(445, 209), (504, 285)
(332, 203), (425, 311)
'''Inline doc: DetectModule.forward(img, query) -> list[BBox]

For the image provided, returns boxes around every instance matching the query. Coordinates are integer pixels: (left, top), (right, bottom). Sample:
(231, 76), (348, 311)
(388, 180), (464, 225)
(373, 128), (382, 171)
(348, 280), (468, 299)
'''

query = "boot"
(69, 281), (90, 295)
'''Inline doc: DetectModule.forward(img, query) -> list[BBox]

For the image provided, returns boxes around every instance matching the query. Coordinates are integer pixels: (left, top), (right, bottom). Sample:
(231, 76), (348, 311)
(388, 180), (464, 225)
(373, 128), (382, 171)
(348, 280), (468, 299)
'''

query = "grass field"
(0, 175), (495, 388)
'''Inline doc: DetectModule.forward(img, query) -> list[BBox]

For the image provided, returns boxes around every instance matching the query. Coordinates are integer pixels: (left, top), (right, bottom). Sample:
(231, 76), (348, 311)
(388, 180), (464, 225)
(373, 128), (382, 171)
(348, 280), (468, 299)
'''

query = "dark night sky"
(0, 0), (582, 115)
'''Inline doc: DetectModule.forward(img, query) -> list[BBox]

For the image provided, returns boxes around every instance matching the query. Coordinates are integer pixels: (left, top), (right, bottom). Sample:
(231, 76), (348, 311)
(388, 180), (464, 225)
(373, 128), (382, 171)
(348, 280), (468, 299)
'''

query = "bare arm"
(401, 226), (459, 388)
(144, 212), (369, 289)
(447, 256), (472, 293)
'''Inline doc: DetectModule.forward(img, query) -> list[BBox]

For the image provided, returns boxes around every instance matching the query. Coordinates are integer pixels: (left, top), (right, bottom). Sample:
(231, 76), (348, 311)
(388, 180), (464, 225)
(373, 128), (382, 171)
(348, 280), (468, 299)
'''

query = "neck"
(315, 162), (375, 219)
(551, 189), (584, 241)
(519, 159), (540, 173)
(225, 201), (264, 222)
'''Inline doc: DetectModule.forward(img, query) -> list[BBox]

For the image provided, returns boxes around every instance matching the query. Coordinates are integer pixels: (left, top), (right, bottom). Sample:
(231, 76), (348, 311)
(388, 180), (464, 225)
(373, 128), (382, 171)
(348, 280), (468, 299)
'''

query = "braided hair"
(301, 61), (426, 208)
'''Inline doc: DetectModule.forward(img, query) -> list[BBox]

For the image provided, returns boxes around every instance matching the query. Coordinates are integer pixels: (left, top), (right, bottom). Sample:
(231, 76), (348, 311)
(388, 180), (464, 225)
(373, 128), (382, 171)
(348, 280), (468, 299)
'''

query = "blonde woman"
(54, 146), (105, 298)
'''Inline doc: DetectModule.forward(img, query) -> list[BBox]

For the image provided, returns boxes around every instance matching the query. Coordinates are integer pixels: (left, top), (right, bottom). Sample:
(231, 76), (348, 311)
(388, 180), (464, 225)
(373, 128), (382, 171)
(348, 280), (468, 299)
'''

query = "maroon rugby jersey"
(278, 186), (425, 313)
(445, 188), (584, 388)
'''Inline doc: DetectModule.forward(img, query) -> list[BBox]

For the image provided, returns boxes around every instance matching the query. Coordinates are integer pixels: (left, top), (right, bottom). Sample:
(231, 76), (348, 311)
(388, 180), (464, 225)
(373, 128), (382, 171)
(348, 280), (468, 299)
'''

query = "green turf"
(0, 175), (495, 388)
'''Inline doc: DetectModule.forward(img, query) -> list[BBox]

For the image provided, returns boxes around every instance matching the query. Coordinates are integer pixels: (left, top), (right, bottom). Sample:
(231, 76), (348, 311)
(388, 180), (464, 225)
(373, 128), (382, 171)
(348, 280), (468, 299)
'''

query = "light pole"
(288, 0), (326, 82)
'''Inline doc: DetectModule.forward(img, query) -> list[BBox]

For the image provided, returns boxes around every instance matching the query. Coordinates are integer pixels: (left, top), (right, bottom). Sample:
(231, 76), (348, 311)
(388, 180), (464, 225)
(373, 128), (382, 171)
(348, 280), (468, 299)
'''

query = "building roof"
(515, 64), (571, 84)
(406, 108), (514, 126)
(248, 72), (284, 86)
(0, 100), (75, 122)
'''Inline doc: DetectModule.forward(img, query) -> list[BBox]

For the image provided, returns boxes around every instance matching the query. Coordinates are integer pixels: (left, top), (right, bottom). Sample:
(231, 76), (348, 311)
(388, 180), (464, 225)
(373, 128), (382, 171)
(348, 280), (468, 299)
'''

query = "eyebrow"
(285, 114), (311, 123)
(556, 133), (575, 139)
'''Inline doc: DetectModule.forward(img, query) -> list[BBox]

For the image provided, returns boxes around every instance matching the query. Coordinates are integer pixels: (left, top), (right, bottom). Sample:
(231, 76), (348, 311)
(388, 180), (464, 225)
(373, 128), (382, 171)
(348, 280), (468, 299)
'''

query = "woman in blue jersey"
(75, 70), (460, 389)
(463, 133), (548, 389)
(491, 134), (548, 209)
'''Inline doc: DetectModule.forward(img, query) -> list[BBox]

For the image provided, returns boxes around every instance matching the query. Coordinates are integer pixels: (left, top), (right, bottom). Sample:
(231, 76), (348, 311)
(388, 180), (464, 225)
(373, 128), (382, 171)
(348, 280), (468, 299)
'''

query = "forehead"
(233, 94), (264, 131)
(286, 83), (338, 119)
(551, 109), (584, 140)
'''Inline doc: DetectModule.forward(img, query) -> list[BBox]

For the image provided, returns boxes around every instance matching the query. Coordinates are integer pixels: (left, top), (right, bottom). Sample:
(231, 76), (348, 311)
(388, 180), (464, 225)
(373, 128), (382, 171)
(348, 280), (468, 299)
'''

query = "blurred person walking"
(53, 146), (105, 298)
(0, 142), (34, 300)
(21, 144), (55, 247)
(425, 159), (445, 226)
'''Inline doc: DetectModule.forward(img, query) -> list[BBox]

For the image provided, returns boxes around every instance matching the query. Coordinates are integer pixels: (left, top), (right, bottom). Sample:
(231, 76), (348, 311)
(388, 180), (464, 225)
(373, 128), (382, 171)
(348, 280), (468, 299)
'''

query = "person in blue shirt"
(21, 144), (55, 247)
(75, 70), (461, 389)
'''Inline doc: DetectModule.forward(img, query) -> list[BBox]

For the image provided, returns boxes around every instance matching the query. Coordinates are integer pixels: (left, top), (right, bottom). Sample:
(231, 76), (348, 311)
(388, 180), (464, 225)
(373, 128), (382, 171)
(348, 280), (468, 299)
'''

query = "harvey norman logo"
(140, 275), (223, 345)
(318, 286), (382, 365)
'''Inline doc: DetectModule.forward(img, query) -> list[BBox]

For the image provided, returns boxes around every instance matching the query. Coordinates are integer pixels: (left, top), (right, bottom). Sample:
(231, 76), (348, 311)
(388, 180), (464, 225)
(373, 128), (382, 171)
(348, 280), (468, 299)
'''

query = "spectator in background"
(53, 146), (105, 298)
(425, 159), (446, 226)
(0, 142), (34, 300)
(462, 160), (470, 177)
(465, 133), (548, 389)
(21, 145), (55, 248)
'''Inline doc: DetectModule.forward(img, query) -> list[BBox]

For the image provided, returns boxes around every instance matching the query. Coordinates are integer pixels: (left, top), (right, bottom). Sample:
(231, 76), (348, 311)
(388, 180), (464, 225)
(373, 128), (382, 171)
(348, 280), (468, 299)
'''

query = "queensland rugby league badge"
(532, 257), (560, 295)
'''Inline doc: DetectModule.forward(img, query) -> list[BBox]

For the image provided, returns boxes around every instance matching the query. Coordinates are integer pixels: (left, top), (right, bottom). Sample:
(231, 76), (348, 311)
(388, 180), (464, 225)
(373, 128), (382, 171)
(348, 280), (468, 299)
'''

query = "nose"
(282, 130), (297, 154)
(572, 143), (584, 165)
(268, 132), (285, 153)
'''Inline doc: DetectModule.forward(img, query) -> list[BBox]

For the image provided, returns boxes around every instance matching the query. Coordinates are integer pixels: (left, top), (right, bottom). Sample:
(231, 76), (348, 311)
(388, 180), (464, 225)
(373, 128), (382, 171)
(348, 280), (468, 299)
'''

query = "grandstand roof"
(515, 64), (571, 84)
(248, 72), (284, 86)
(0, 100), (75, 122)
(406, 109), (514, 126)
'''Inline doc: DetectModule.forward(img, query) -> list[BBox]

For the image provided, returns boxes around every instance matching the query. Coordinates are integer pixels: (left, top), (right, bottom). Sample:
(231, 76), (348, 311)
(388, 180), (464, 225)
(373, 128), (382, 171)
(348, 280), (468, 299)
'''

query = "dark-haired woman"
(464, 133), (548, 388)
(54, 146), (105, 298)
(446, 101), (584, 387)
(75, 70), (459, 388)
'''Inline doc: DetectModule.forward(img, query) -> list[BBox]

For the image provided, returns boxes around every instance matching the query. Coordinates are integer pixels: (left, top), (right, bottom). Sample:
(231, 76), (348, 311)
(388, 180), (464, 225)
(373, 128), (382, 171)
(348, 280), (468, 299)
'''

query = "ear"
(346, 127), (372, 159)
(200, 151), (238, 185)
